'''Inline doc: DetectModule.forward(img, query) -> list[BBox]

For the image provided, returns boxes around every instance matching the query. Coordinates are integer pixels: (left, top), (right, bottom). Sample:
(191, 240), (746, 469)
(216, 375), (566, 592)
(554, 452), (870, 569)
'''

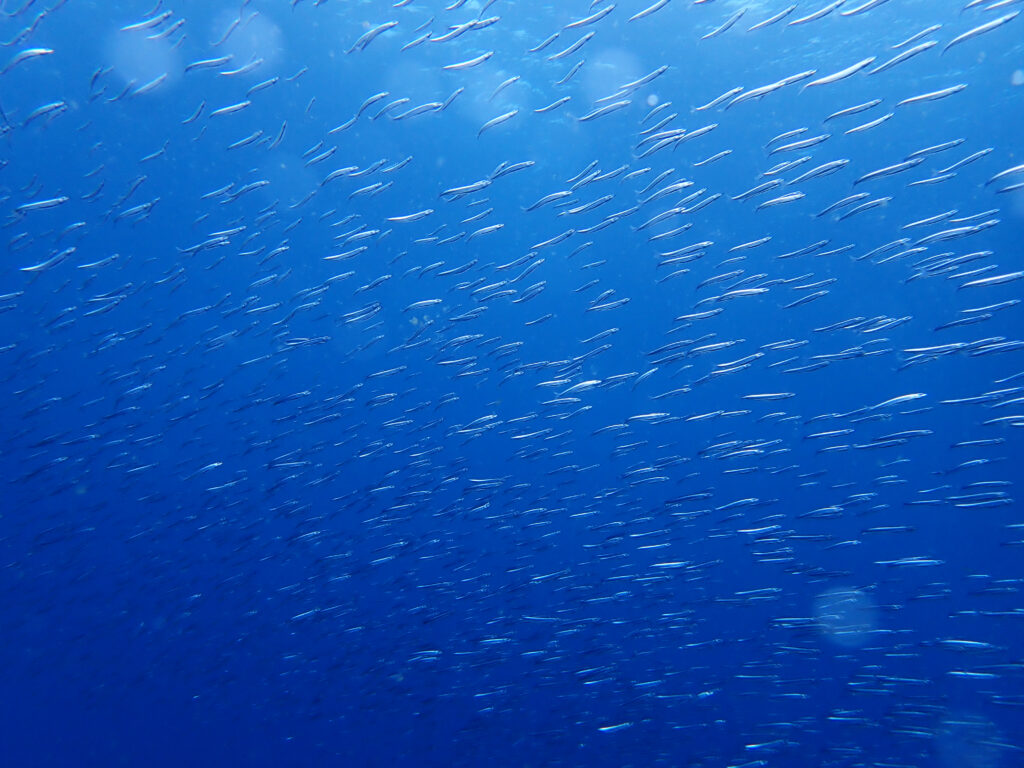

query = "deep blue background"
(1, 0), (1023, 765)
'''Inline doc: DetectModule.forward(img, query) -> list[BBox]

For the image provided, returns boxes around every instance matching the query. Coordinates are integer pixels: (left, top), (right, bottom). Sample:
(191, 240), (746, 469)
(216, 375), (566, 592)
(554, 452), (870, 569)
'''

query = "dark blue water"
(2, 0), (1023, 765)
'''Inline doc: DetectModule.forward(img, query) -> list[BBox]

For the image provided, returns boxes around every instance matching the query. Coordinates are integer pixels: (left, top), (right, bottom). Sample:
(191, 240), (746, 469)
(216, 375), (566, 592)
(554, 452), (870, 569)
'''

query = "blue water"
(2, 0), (1023, 765)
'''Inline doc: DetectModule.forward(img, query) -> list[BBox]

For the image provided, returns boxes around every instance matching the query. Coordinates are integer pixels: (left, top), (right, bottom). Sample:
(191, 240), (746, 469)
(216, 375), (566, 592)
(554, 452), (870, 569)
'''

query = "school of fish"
(1, 0), (1023, 765)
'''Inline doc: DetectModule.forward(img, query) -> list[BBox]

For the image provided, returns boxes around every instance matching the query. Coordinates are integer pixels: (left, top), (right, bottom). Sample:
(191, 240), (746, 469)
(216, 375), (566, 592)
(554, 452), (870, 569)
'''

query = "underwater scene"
(1, 0), (1023, 765)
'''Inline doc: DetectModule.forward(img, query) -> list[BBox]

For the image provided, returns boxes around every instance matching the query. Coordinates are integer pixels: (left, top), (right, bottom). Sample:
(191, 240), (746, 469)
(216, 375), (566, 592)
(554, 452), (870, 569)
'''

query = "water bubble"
(813, 588), (877, 648)
(937, 713), (1005, 768)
